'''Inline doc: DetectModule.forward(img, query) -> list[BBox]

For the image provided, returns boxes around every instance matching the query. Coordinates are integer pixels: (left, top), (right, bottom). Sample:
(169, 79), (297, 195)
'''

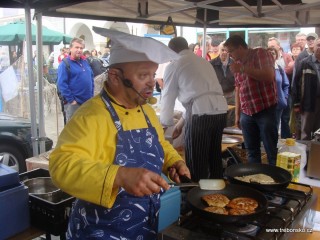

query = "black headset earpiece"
(122, 78), (133, 88)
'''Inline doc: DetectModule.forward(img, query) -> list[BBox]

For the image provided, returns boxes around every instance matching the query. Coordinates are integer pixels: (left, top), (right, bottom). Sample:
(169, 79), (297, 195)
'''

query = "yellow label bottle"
(277, 138), (301, 182)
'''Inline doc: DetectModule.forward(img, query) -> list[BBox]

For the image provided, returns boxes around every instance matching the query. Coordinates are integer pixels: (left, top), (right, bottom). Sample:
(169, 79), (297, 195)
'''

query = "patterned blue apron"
(66, 90), (165, 239)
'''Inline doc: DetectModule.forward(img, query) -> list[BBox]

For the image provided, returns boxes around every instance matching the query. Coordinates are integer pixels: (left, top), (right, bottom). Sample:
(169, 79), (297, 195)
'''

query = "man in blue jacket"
(57, 37), (94, 122)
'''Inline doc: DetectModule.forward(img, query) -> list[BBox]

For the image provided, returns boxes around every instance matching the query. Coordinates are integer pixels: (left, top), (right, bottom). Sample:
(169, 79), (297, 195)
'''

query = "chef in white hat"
(49, 27), (190, 240)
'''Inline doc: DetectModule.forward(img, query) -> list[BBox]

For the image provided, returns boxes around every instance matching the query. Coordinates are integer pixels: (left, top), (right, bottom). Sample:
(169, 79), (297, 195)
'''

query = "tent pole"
(35, 12), (46, 153)
(25, 3), (39, 156)
(202, 9), (208, 59)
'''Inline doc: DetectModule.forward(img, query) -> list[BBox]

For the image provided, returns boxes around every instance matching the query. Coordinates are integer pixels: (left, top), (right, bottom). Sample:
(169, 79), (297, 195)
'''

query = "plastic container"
(20, 168), (75, 236)
(0, 163), (20, 191)
(277, 138), (302, 182)
(0, 184), (30, 239)
(158, 174), (181, 232)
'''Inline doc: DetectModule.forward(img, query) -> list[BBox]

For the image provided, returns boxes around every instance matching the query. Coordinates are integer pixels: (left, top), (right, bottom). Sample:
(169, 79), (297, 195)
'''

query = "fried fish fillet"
(229, 208), (255, 215)
(234, 174), (275, 184)
(201, 193), (230, 207)
(204, 206), (228, 215)
(227, 197), (258, 211)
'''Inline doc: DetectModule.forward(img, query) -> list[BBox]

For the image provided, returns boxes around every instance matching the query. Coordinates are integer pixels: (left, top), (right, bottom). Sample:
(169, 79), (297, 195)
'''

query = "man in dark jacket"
(210, 41), (235, 105)
(292, 37), (320, 140)
(210, 41), (235, 127)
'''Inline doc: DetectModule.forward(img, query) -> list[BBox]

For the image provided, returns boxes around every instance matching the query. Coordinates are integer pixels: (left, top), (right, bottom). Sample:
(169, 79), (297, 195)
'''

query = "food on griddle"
(204, 206), (228, 215)
(227, 197), (258, 211)
(201, 193), (259, 216)
(234, 174), (275, 184)
(201, 193), (230, 207)
(228, 208), (255, 215)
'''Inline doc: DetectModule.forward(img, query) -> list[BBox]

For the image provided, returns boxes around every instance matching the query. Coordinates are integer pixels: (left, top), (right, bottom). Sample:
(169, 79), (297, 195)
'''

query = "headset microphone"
(122, 78), (133, 88)
(121, 78), (157, 105)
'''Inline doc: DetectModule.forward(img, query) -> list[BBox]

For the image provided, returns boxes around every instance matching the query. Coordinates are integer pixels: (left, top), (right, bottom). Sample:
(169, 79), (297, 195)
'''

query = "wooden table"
(8, 226), (44, 240)
(221, 134), (243, 152)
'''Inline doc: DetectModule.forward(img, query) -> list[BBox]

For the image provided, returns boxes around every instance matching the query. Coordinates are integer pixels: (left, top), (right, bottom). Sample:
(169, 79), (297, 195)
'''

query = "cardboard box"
(25, 150), (52, 171)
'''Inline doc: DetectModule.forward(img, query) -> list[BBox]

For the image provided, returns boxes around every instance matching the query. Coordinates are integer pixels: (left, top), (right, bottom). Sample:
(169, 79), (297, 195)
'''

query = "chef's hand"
(168, 160), (191, 183)
(172, 118), (185, 139)
(114, 167), (169, 197)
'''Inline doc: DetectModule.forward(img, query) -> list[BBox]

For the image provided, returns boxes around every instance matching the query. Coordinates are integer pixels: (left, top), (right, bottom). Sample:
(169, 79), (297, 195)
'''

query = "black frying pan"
(224, 163), (292, 192)
(187, 184), (268, 224)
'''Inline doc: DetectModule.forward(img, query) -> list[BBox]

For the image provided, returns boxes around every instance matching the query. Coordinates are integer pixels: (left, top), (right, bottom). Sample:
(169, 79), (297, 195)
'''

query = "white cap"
(92, 27), (180, 65)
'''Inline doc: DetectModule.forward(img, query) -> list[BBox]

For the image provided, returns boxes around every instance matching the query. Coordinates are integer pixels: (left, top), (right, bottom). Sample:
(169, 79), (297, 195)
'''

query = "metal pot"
(23, 177), (60, 200)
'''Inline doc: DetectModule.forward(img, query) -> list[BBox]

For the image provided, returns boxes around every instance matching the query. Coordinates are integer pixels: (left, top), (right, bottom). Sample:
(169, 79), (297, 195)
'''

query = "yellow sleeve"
(49, 96), (120, 208)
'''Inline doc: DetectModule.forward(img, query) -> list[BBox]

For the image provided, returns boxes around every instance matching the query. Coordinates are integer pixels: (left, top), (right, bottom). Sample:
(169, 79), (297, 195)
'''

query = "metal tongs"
(168, 175), (226, 190)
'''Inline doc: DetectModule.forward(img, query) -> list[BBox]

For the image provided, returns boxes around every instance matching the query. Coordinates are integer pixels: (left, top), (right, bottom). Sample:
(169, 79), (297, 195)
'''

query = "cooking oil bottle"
(277, 138), (301, 182)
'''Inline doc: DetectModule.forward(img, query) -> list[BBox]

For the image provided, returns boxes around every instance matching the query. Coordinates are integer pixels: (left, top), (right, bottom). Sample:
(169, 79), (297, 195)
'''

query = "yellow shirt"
(49, 94), (182, 208)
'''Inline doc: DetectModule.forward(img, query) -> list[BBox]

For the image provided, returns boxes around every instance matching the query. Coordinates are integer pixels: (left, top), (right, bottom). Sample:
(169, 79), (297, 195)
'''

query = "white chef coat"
(160, 49), (228, 126)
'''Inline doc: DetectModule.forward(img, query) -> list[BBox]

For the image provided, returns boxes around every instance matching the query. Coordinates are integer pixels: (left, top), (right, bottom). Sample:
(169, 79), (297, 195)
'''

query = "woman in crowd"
(267, 47), (290, 132)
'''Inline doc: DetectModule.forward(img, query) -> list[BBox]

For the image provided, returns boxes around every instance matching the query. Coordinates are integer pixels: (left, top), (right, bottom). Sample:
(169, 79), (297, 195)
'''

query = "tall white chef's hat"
(92, 26), (179, 65)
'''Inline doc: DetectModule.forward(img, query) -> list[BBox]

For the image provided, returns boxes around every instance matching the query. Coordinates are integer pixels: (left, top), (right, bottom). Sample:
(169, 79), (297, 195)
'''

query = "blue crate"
(0, 163), (19, 191)
(0, 184), (30, 239)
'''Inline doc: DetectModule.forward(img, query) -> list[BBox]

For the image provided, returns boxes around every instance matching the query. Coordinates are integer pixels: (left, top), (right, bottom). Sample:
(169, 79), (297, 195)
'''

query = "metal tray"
(223, 127), (243, 135)
(222, 135), (242, 144)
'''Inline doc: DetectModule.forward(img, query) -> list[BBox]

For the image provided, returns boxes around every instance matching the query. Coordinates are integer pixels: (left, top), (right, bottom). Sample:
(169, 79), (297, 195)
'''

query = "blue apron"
(66, 90), (165, 239)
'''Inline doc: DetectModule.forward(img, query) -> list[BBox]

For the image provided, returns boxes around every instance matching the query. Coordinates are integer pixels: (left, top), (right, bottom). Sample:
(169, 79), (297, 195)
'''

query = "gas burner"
(266, 194), (285, 205)
(233, 223), (260, 236)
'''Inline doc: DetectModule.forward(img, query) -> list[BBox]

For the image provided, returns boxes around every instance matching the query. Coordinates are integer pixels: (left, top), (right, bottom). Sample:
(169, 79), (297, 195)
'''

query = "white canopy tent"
(1, 0), (320, 155)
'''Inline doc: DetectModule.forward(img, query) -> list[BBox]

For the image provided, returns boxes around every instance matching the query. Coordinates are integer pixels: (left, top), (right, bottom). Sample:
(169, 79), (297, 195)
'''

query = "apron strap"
(100, 89), (153, 130)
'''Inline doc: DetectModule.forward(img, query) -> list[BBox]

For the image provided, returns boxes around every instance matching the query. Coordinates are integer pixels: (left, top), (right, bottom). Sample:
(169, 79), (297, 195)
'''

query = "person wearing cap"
(291, 32), (318, 139)
(160, 37), (228, 182)
(292, 37), (320, 140)
(57, 37), (94, 123)
(293, 32), (318, 80)
(49, 28), (190, 240)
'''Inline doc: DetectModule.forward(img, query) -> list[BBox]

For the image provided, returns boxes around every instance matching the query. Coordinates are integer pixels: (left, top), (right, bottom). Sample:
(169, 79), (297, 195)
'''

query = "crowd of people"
(187, 31), (319, 142)
(48, 28), (320, 239)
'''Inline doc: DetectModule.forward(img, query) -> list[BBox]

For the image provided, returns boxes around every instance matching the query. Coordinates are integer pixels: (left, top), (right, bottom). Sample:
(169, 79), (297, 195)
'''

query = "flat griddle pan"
(224, 163), (292, 192)
(187, 184), (268, 224)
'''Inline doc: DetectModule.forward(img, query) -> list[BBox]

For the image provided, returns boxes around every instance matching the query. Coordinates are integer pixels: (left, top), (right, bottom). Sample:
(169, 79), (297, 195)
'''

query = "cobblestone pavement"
(44, 108), (64, 147)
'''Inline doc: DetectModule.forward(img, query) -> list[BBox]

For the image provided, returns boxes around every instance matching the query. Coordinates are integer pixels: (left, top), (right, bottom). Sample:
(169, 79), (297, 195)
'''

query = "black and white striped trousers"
(184, 113), (227, 181)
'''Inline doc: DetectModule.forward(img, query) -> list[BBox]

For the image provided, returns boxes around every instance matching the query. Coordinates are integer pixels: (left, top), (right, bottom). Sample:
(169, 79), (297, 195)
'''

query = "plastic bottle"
(277, 138), (302, 182)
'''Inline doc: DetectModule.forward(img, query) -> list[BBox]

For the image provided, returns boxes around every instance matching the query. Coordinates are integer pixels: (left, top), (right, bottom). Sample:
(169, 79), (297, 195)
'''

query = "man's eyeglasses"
(227, 48), (236, 54)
